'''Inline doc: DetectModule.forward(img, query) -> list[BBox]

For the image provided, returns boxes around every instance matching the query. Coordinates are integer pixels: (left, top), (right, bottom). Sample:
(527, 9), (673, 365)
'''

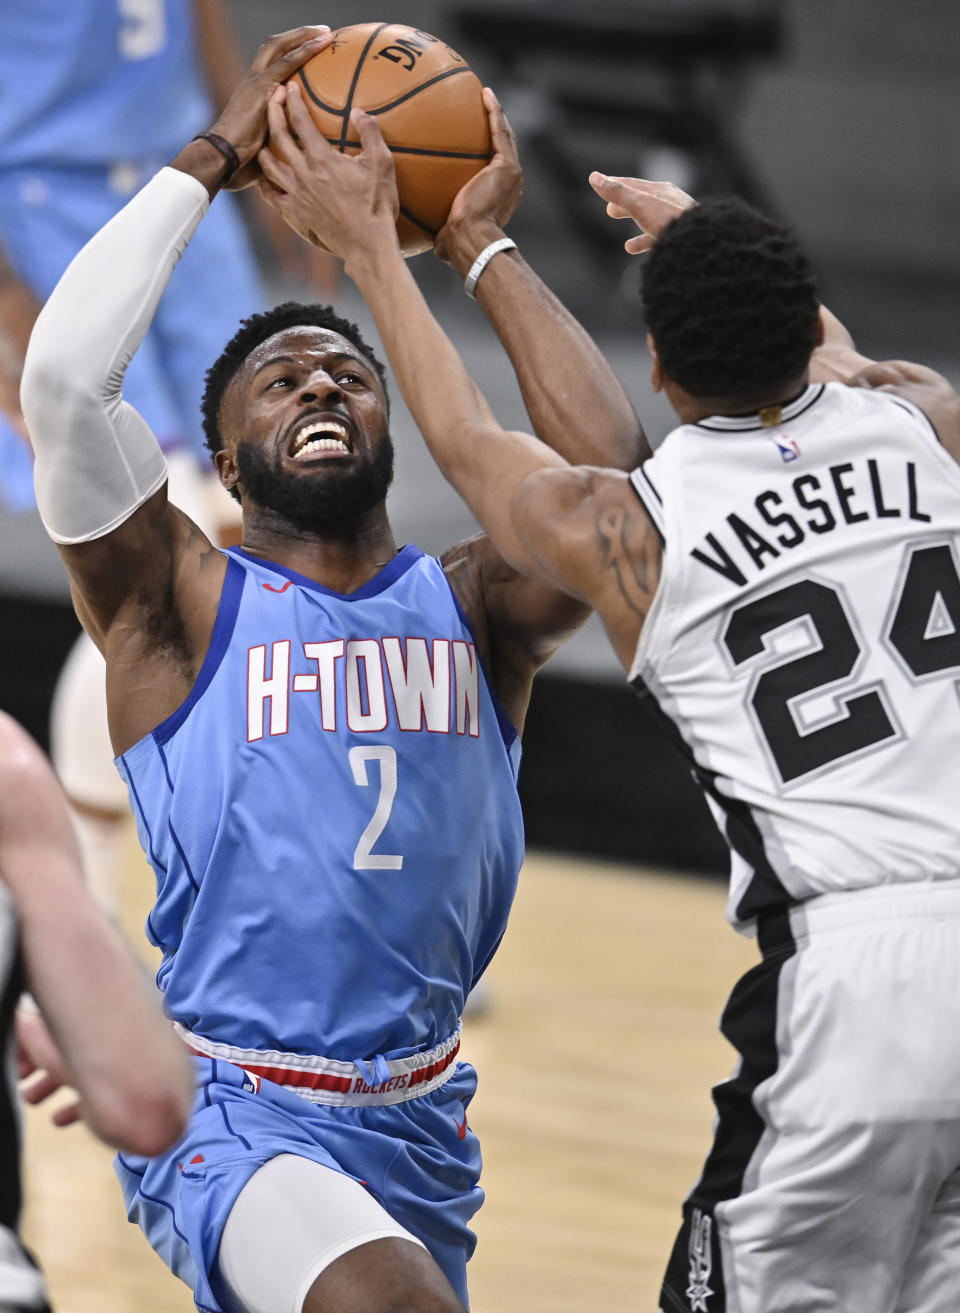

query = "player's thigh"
(894, 1169), (960, 1313)
(216, 1154), (465, 1313)
(664, 905), (960, 1313)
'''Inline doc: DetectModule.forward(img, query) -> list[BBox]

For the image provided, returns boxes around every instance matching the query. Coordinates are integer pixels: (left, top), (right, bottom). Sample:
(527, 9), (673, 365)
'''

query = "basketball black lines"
(289, 23), (492, 256)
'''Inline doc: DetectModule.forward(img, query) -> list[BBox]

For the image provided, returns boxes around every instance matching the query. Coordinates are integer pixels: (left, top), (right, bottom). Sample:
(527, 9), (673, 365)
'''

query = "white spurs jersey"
(629, 382), (960, 931)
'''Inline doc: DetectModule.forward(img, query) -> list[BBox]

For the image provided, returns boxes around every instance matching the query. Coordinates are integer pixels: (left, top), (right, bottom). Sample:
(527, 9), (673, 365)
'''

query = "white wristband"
(463, 237), (517, 299)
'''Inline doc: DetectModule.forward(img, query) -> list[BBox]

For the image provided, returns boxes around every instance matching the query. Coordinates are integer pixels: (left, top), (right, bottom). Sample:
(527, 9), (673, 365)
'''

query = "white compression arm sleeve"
(21, 167), (210, 544)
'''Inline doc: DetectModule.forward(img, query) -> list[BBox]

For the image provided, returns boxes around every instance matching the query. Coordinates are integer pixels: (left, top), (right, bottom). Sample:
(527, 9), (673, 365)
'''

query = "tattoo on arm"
(596, 501), (660, 618)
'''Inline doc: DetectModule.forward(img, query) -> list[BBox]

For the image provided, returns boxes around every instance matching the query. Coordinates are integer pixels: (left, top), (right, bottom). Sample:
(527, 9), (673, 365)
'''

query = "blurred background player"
(0, 709), (192, 1310)
(0, 0), (335, 907)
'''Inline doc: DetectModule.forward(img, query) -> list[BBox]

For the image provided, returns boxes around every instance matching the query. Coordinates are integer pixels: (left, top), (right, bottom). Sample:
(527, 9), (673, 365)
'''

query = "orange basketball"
(287, 22), (492, 257)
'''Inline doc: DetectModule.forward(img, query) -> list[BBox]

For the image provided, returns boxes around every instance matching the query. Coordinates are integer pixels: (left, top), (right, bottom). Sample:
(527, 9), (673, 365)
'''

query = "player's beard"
(235, 435), (395, 538)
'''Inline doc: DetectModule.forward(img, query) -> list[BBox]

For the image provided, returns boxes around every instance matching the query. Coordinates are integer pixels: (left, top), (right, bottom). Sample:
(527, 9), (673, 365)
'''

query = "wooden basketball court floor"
(20, 844), (756, 1312)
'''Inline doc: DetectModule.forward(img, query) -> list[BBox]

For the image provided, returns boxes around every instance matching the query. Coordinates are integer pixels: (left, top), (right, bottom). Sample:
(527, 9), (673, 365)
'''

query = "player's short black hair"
(640, 198), (820, 401)
(201, 301), (389, 457)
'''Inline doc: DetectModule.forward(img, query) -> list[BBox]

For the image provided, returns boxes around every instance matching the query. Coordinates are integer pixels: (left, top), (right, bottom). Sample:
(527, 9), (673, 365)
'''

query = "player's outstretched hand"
(434, 88), (523, 269)
(258, 84), (400, 260)
(16, 1006), (82, 1128)
(588, 175), (695, 254)
(203, 26), (334, 191)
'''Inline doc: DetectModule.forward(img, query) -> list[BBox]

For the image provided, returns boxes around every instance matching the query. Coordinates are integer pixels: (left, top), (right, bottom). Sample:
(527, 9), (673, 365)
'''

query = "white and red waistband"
(173, 1022), (462, 1106)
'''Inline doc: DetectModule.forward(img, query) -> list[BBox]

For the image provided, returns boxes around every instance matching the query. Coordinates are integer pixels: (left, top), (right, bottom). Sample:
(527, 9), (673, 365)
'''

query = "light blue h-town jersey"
(117, 545), (524, 1064)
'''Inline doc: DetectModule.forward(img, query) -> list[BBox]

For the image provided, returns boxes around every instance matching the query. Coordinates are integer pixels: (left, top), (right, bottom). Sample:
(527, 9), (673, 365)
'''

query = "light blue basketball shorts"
(115, 1055), (483, 1312)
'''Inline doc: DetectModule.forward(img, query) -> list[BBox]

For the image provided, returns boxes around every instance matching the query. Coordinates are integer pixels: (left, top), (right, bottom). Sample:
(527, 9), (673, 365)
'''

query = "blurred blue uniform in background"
(0, 0), (263, 508)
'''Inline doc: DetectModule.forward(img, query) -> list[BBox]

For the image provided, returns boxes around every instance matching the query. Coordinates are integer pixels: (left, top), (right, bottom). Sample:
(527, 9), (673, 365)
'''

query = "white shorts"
(661, 881), (960, 1313)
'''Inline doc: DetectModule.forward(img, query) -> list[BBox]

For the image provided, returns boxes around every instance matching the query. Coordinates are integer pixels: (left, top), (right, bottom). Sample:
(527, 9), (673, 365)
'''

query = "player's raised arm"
(19, 28), (332, 751)
(19, 26), (332, 580)
(258, 91), (659, 669)
(433, 90), (648, 471)
(259, 90), (577, 581)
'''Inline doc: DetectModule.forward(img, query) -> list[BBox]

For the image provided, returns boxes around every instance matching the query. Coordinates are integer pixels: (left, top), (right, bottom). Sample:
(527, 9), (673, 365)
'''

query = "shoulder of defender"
(847, 360), (960, 454)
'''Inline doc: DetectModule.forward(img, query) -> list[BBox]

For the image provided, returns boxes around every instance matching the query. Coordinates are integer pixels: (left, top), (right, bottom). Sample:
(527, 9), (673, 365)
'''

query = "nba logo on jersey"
(766, 429), (801, 462)
(685, 1208), (714, 1311)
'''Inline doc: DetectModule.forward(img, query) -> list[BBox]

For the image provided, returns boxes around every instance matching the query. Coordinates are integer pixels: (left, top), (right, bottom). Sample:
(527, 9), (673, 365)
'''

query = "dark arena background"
(3, 3), (959, 1308)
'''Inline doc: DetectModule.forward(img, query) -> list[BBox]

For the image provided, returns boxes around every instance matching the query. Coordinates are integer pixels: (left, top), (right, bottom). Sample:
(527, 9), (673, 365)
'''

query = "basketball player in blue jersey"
(19, 27), (648, 1313)
(262, 94), (960, 1312)
(0, 712), (192, 1310)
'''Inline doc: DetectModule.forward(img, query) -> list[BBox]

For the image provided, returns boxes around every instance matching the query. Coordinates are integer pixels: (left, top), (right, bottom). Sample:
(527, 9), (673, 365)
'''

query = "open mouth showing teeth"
(290, 420), (353, 459)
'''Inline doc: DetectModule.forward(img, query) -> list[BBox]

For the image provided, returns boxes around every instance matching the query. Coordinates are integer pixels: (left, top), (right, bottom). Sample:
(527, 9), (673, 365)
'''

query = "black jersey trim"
(695, 383), (825, 433)
(0, 943), (24, 1231)
(628, 672), (793, 920)
(627, 466), (665, 543)
(884, 392), (945, 449)
(660, 919), (796, 1313)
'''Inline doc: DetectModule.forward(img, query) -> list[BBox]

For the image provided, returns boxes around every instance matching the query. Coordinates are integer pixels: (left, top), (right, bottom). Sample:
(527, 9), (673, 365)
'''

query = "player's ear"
(647, 332), (664, 394)
(214, 445), (239, 495)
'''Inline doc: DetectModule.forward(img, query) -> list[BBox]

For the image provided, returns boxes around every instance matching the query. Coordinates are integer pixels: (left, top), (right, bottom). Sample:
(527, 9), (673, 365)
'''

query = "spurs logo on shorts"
(686, 1207), (714, 1311)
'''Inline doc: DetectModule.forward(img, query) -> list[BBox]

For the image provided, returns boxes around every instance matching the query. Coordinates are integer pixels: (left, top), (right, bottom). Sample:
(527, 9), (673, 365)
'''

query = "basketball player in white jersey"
(258, 92), (960, 1312)
(0, 711), (192, 1310)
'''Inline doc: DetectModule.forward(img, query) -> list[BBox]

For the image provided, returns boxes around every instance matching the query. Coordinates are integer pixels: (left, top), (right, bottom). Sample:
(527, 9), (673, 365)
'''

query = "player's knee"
(301, 1237), (467, 1313)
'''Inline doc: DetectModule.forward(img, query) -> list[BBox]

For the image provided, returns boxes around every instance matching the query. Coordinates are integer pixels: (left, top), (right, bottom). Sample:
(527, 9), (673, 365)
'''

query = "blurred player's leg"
(49, 634), (127, 911)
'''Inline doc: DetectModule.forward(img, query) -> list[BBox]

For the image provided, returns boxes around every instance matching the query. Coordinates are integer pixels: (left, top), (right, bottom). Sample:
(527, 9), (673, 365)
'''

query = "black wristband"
(191, 131), (241, 183)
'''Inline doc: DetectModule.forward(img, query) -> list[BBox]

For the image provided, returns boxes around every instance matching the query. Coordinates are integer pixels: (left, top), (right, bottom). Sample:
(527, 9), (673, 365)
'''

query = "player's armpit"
(442, 529), (589, 663)
(452, 531), (592, 735)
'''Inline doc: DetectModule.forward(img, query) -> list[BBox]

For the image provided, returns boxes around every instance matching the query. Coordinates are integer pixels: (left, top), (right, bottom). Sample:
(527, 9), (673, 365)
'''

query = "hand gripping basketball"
(259, 85), (400, 259)
(267, 22), (491, 256)
(202, 26), (334, 191)
(433, 88), (523, 270)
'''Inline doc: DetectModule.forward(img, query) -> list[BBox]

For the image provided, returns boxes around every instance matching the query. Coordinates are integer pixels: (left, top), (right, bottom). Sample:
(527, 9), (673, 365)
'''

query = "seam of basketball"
(367, 66), (474, 117)
(340, 24), (389, 152)
(296, 68), (342, 118)
(398, 206), (437, 238)
(325, 139), (491, 161)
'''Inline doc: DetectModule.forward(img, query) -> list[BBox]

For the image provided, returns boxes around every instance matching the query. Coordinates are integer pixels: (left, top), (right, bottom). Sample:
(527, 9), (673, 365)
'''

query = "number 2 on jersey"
(349, 745), (403, 870)
(723, 542), (960, 785)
